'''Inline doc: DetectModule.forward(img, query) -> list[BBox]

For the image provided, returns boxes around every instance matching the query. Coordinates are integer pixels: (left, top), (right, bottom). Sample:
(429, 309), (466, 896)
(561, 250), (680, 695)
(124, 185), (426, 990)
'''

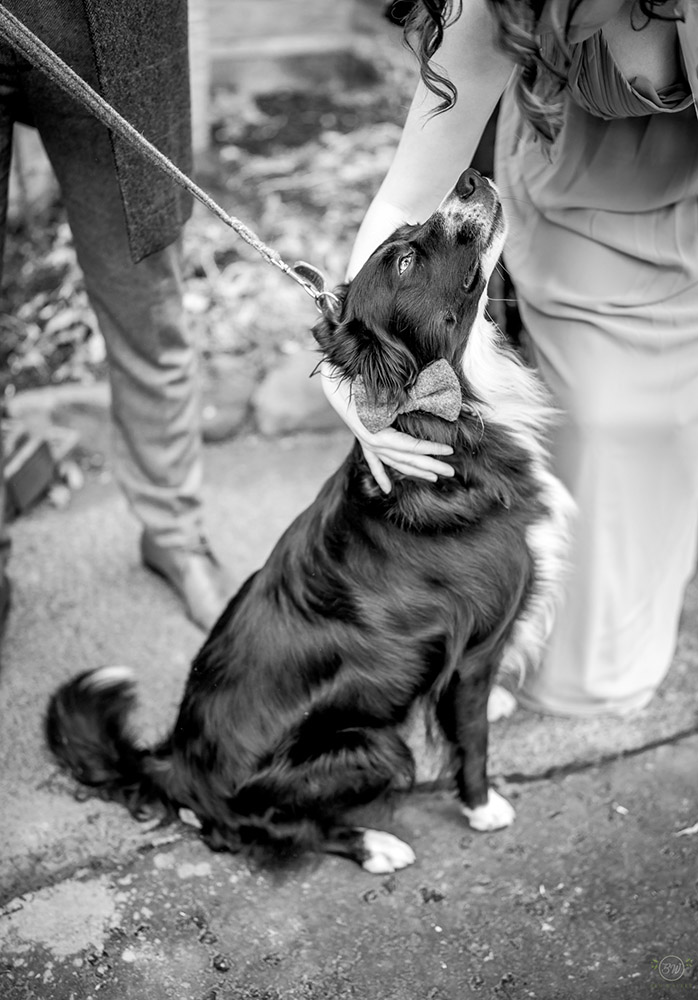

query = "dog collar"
(353, 358), (463, 434)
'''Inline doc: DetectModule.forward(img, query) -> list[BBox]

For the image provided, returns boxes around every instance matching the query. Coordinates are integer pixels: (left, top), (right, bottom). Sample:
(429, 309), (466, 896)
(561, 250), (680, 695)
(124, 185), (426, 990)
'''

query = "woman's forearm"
(348, 0), (513, 277)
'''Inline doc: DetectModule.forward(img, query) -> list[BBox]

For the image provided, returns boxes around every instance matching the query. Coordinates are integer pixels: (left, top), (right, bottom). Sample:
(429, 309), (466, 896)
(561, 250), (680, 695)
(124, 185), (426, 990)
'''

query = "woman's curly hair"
(405, 0), (683, 142)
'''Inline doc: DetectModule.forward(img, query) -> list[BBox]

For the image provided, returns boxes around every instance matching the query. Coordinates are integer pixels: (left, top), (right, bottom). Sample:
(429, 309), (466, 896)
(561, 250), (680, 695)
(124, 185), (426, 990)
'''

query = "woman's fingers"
(381, 456), (439, 482)
(361, 443), (455, 494)
(361, 448), (447, 493)
(369, 429), (455, 479)
(373, 447), (454, 478)
(362, 448), (393, 494)
(369, 427), (453, 458)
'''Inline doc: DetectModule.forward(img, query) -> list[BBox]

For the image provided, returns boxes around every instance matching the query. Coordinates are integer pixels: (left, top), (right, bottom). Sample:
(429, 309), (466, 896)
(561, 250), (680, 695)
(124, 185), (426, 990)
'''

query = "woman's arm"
(348, 0), (514, 277)
(324, 0), (515, 492)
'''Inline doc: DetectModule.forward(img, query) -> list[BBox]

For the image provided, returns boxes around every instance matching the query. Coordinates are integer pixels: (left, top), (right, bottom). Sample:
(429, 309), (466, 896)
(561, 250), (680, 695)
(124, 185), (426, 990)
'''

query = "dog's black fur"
(46, 170), (570, 873)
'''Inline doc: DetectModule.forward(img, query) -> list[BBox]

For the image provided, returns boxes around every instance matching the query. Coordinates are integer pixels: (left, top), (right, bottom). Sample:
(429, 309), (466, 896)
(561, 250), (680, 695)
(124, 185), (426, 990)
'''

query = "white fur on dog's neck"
(461, 297), (576, 684)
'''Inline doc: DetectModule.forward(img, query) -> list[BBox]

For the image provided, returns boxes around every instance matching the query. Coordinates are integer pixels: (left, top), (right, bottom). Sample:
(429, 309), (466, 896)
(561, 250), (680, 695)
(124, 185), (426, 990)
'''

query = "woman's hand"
(320, 360), (455, 494)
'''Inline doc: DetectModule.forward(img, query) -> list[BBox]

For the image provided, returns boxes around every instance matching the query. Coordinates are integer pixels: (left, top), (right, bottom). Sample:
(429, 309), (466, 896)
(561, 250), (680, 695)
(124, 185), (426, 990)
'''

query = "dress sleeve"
(676, 0), (698, 117)
(537, 0), (628, 42)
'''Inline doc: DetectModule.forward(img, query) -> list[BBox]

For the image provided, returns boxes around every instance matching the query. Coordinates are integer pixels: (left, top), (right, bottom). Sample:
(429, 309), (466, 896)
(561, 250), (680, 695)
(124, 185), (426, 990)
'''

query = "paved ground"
(1, 391), (697, 999)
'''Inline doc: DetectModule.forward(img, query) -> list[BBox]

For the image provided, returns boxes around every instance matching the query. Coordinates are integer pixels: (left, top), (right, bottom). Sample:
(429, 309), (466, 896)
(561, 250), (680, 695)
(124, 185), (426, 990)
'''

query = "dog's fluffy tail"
(45, 666), (171, 820)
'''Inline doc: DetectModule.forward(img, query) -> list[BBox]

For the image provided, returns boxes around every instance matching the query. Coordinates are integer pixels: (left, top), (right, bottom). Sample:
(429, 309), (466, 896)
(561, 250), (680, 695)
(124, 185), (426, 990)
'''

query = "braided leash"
(0, 2), (337, 310)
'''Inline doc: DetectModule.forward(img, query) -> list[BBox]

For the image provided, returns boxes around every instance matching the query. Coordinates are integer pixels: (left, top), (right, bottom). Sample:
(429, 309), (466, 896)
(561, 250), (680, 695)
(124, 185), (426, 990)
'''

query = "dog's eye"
(397, 253), (414, 275)
(463, 268), (479, 293)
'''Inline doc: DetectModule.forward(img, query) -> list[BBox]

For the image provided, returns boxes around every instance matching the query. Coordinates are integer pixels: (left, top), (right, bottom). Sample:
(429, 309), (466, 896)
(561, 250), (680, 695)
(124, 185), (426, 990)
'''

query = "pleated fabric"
(494, 3), (698, 714)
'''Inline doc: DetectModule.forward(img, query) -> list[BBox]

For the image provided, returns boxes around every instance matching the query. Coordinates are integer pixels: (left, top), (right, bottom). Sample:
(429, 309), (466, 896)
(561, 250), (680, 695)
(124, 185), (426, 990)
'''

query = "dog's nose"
(455, 168), (486, 199)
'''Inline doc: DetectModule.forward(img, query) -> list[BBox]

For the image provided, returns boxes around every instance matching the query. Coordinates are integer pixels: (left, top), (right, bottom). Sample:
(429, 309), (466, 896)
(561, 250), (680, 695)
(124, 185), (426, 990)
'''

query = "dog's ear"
(311, 282), (349, 355)
(351, 320), (417, 402)
(317, 312), (418, 404)
(309, 264), (417, 401)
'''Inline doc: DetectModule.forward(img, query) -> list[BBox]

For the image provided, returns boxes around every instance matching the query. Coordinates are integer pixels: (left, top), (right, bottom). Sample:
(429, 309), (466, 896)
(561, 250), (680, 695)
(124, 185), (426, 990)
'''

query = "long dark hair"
(405, 0), (682, 141)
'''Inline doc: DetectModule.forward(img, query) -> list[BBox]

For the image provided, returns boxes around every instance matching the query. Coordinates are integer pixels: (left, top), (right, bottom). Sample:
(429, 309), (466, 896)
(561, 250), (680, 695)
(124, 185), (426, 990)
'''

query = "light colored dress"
(494, 0), (698, 714)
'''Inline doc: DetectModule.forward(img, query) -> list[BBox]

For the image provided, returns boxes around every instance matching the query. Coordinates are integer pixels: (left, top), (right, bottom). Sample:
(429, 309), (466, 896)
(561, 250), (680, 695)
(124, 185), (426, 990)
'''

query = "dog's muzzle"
(438, 168), (502, 237)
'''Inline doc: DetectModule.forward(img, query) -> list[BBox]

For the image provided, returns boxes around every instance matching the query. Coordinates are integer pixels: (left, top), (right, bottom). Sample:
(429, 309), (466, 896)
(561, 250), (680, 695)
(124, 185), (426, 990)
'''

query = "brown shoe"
(140, 532), (232, 632)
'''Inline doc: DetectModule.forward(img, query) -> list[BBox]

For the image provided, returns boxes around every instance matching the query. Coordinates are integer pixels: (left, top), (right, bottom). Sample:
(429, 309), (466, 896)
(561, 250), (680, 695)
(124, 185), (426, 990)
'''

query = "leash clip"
(291, 261), (340, 316)
(313, 290), (341, 315)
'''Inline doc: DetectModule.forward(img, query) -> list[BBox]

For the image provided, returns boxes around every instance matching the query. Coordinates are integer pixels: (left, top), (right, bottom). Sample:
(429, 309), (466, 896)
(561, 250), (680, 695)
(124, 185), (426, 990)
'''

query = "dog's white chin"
(480, 225), (506, 292)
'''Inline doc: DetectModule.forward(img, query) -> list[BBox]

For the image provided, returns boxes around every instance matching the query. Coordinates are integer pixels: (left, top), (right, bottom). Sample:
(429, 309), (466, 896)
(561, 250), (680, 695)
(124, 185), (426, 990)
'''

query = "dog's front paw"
(361, 829), (416, 874)
(487, 684), (518, 722)
(461, 789), (515, 832)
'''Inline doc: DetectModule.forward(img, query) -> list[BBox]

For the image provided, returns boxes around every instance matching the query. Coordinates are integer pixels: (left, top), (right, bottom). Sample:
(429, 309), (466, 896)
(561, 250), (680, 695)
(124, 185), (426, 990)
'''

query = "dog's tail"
(45, 666), (172, 820)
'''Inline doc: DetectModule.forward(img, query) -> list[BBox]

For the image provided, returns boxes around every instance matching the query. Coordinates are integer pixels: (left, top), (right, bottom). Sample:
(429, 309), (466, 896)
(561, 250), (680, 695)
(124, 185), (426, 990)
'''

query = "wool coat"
(0, 0), (193, 261)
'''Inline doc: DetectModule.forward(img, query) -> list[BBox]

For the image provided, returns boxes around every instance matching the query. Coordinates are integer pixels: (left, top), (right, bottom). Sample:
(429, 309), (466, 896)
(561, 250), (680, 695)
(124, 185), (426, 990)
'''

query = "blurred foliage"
(0, 41), (416, 395)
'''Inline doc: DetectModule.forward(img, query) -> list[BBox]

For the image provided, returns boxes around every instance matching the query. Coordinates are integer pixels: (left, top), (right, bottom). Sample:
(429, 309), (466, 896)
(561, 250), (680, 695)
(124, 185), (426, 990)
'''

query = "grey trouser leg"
(0, 14), (205, 550)
(0, 43), (17, 578)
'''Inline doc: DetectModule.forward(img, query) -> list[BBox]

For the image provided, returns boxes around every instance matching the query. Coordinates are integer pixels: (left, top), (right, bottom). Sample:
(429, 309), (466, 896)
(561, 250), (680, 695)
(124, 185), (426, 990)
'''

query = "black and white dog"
(46, 169), (573, 875)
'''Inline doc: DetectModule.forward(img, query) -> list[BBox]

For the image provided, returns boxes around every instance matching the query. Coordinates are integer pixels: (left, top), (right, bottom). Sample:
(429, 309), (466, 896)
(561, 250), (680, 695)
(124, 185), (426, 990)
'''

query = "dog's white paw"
(178, 808), (202, 829)
(487, 684), (518, 722)
(361, 829), (416, 874)
(84, 665), (134, 690)
(461, 789), (515, 832)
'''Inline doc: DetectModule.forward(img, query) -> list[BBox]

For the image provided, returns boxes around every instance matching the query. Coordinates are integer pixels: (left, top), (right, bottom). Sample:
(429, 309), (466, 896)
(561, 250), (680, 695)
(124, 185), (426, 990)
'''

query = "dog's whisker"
(498, 194), (535, 208)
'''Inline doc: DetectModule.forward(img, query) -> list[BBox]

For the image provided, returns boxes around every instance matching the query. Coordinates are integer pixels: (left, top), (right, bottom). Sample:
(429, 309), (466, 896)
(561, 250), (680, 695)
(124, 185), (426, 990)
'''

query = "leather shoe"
(140, 532), (233, 632)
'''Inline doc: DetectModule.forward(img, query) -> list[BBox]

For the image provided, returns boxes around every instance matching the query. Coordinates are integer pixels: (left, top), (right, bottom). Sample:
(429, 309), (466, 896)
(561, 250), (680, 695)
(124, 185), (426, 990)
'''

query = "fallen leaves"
(2, 218), (104, 390)
(3, 49), (416, 394)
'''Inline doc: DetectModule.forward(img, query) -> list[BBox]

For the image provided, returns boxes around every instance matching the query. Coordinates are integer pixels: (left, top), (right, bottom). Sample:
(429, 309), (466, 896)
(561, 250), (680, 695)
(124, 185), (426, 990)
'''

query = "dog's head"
(314, 169), (506, 414)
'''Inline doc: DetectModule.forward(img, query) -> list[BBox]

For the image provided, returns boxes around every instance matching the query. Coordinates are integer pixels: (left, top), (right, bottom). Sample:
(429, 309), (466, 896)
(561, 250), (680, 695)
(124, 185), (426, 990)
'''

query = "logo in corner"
(651, 956), (693, 983)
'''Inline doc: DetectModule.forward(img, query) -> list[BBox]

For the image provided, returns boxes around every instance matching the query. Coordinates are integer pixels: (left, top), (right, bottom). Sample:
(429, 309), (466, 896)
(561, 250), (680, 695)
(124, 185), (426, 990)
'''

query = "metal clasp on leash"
(290, 262), (341, 315)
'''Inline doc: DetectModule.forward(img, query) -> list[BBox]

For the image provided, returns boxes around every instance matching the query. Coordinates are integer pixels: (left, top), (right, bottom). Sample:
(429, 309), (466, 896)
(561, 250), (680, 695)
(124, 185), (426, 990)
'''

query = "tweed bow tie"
(353, 358), (462, 434)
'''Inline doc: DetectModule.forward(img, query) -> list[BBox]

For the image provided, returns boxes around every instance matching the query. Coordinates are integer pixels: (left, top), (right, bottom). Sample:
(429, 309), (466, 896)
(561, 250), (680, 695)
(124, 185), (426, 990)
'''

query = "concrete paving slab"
(2, 735), (696, 999)
(0, 430), (353, 902)
(0, 415), (697, 999)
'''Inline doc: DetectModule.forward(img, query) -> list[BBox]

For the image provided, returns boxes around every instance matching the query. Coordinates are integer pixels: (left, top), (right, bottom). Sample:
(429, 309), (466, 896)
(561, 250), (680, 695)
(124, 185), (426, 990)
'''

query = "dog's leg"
(323, 826), (416, 874)
(460, 787), (515, 831)
(487, 683), (518, 722)
(436, 667), (515, 832)
(225, 724), (418, 871)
